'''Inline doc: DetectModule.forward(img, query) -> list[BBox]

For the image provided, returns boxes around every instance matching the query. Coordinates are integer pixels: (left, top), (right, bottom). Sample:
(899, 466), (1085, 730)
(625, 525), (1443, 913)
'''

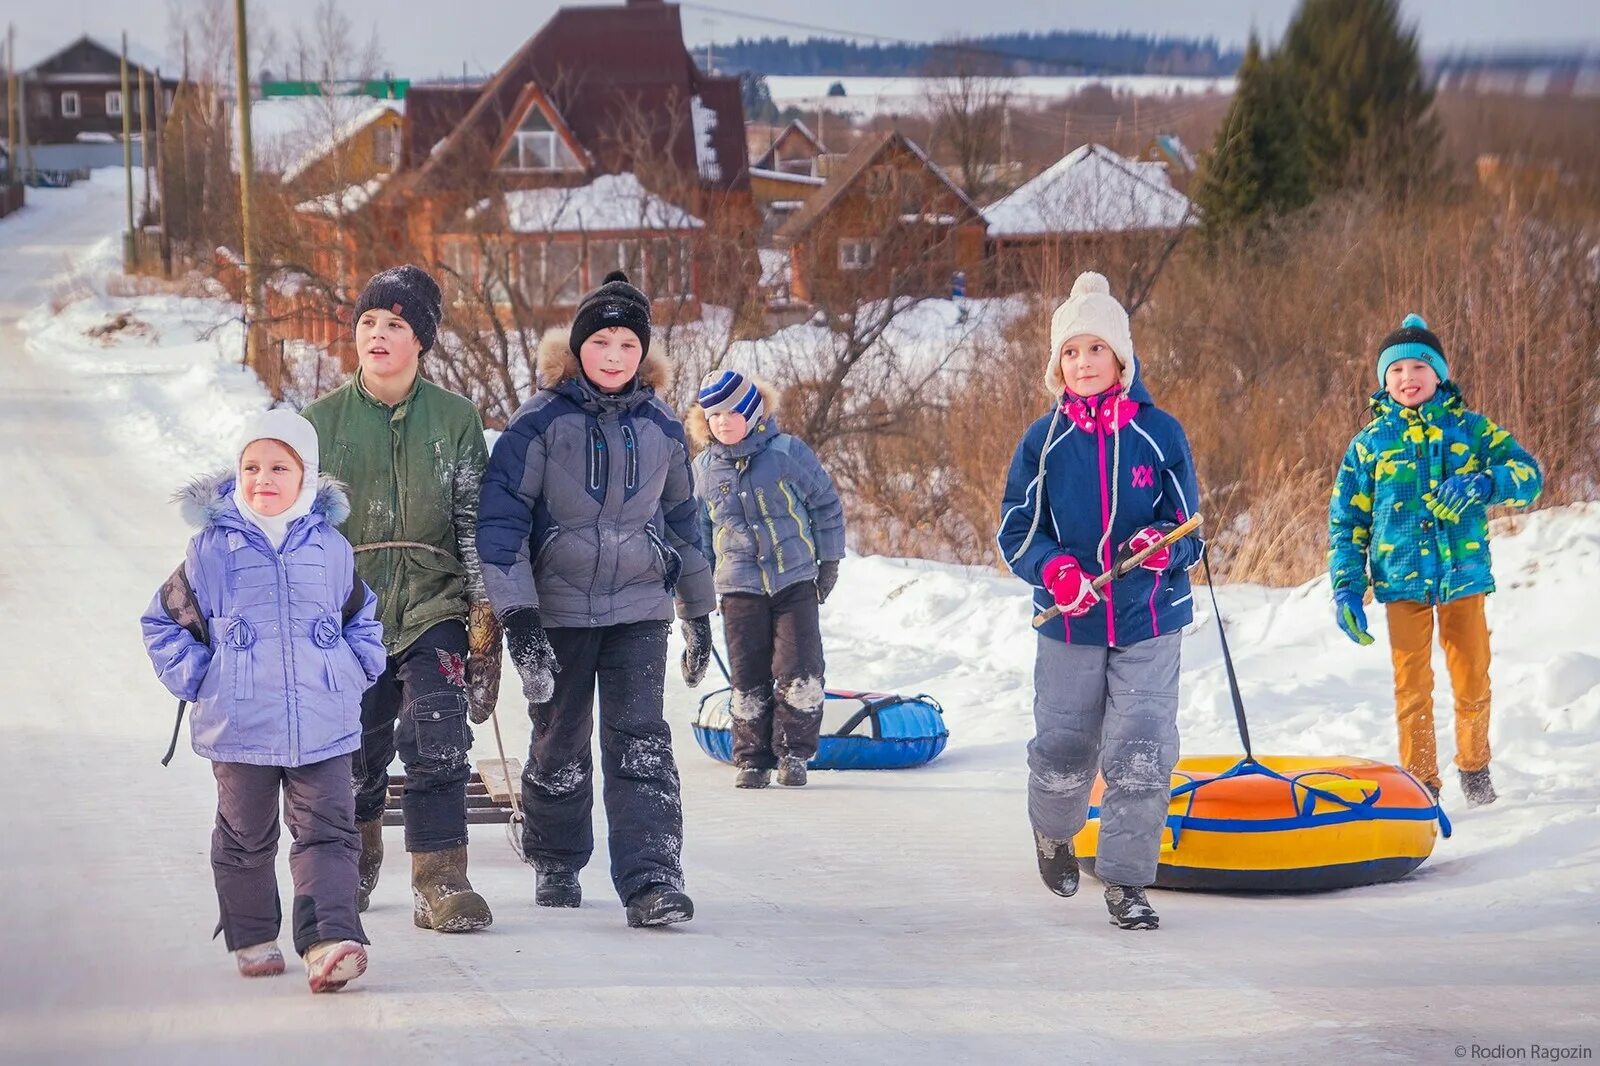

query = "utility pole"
(122, 33), (137, 268)
(234, 0), (270, 395)
(154, 67), (171, 274)
(138, 65), (151, 227)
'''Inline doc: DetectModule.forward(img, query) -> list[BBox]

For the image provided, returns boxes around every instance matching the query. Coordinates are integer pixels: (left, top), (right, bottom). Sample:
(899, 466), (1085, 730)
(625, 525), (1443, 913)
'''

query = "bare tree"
(923, 44), (1013, 204)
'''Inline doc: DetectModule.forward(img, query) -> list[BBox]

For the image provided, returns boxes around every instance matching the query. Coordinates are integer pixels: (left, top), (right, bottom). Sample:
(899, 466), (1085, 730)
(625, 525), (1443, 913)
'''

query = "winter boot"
(1460, 767), (1498, 808)
(411, 847), (493, 932)
(775, 756), (809, 787)
(625, 884), (695, 928)
(535, 869), (582, 908)
(1104, 884), (1159, 930)
(235, 941), (285, 977)
(735, 767), (771, 789)
(356, 818), (384, 913)
(304, 939), (367, 993)
(1034, 830), (1080, 898)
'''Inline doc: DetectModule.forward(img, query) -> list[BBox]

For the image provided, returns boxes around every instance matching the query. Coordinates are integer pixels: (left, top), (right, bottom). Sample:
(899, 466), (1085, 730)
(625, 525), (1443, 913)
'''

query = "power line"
(678, 2), (1167, 77)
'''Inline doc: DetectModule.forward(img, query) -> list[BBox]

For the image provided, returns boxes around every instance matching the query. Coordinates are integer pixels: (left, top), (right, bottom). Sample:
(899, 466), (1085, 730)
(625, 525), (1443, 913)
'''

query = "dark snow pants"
(211, 755), (366, 956)
(721, 582), (826, 769)
(353, 620), (473, 853)
(520, 620), (684, 902)
(1028, 632), (1182, 888)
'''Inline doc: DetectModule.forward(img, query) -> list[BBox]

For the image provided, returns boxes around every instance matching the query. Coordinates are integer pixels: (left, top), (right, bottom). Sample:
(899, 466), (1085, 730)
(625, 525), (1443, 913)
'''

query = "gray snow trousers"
(1028, 633), (1181, 888)
(211, 755), (367, 956)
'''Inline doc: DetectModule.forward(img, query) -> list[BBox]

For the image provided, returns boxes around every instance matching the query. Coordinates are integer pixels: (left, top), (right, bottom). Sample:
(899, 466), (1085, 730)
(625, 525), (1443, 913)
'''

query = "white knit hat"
(1046, 271), (1136, 395)
(232, 408), (322, 549)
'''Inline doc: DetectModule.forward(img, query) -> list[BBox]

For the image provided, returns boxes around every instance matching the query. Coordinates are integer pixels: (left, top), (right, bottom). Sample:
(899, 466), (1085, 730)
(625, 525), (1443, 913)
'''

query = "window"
(496, 104), (583, 172)
(105, 90), (121, 117)
(545, 243), (581, 303)
(60, 91), (79, 118)
(647, 238), (693, 298)
(837, 238), (877, 271)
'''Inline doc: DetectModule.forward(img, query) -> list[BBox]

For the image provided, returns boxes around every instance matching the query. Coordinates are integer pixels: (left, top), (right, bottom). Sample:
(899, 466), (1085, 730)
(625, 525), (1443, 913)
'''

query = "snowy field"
(2, 171), (1597, 1064)
(765, 75), (1235, 118)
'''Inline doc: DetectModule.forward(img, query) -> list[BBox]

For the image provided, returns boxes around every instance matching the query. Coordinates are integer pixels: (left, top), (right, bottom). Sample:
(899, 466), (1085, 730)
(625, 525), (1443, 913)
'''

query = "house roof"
(482, 172), (704, 234)
(774, 130), (982, 244)
(402, 85), (482, 168)
(296, 175), (391, 218)
(402, 2), (748, 196)
(1150, 134), (1197, 172)
(19, 34), (173, 78)
(234, 96), (404, 181)
(982, 143), (1193, 238)
(753, 118), (826, 169)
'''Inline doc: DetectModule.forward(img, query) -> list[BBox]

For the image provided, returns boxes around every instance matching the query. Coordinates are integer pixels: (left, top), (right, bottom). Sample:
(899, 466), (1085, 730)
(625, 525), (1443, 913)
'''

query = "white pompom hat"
(1045, 271), (1136, 395)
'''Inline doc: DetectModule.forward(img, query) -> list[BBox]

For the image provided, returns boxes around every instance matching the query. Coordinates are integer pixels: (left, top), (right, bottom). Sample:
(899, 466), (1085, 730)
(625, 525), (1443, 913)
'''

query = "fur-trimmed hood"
(176, 469), (352, 530)
(537, 327), (671, 394)
(685, 375), (782, 450)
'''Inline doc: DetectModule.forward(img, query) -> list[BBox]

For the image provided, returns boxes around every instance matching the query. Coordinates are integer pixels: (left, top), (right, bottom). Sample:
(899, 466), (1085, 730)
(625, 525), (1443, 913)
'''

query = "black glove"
(504, 608), (559, 704)
(815, 559), (840, 604)
(681, 615), (713, 687)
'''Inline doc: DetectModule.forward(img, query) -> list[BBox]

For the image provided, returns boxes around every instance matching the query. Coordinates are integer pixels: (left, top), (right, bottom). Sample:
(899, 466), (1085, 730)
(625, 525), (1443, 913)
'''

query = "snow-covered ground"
(766, 75), (1235, 118)
(3, 170), (1597, 1064)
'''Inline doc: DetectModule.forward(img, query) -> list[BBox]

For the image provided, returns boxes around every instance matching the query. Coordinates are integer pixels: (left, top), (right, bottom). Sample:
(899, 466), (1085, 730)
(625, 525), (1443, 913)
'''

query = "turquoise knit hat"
(1376, 313), (1448, 385)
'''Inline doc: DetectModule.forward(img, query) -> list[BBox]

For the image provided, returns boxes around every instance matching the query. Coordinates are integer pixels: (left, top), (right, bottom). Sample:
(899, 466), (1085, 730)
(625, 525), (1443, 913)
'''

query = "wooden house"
(773, 130), (986, 306)
(3, 36), (175, 147)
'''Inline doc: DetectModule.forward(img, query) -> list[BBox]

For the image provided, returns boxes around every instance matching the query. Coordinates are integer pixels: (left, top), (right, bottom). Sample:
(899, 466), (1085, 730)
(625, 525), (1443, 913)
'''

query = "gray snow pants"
(211, 755), (367, 956)
(1028, 633), (1182, 888)
(722, 582), (827, 768)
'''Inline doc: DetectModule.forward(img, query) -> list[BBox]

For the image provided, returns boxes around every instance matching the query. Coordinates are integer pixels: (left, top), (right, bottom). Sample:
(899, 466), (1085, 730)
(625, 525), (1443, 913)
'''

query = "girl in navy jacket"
(996, 272), (1204, 931)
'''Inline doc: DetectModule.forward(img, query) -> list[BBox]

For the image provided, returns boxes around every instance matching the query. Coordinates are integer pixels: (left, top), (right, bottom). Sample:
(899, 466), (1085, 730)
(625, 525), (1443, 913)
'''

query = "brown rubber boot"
(356, 819), (384, 913)
(411, 846), (493, 932)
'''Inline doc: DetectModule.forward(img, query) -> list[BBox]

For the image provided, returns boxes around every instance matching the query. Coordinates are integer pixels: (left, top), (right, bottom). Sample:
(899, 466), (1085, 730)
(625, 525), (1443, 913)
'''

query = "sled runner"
(693, 688), (949, 770)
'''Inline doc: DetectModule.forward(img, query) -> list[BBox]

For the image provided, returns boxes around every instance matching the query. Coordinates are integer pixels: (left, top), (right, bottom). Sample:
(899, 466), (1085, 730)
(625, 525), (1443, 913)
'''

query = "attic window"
(497, 105), (582, 173)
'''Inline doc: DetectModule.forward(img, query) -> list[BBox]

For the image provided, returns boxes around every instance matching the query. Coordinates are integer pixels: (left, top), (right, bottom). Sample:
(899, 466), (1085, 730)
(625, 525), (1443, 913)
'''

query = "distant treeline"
(708, 31), (1245, 77)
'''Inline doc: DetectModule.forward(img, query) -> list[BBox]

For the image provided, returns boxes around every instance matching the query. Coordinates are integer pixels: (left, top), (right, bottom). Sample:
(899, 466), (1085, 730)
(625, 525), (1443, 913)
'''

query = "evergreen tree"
(739, 72), (779, 124)
(1278, 0), (1440, 196)
(1193, 36), (1312, 240)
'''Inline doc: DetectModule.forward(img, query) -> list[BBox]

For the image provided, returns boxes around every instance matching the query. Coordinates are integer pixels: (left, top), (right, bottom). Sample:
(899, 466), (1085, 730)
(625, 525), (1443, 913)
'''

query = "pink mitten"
(1042, 555), (1101, 618)
(1119, 527), (1171, 572)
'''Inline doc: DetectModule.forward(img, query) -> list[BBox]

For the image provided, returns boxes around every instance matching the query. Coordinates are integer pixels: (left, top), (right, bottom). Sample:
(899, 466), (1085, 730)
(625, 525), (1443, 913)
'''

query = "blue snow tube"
(692, 687), (949, 770)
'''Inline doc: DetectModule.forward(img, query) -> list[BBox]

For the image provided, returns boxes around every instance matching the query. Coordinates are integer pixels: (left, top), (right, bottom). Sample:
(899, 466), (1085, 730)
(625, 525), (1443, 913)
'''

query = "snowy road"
(2, 176), (1597, 1065)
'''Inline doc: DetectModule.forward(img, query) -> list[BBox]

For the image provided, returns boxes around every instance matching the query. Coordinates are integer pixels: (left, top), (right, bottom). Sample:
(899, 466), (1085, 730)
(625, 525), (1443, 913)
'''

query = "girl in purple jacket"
(142, 410), (386, 992)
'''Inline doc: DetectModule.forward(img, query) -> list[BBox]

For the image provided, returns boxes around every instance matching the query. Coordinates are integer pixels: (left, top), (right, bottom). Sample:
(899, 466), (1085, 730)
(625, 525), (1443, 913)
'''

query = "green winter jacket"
(304, 370), (489, 655)
(1328, 383), (1542, 606)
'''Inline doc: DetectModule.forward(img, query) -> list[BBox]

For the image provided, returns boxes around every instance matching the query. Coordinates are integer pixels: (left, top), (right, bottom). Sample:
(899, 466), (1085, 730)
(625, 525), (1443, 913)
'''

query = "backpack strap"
(340, 562), (369, 625)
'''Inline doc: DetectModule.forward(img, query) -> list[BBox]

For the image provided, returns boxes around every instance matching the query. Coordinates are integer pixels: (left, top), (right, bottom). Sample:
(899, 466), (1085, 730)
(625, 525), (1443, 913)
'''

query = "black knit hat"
(353, 264), (442, 353)
(570, 270), (652, 356)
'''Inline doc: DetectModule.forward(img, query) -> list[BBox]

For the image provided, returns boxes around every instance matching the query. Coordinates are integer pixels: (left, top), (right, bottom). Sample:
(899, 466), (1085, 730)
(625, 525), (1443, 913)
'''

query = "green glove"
(1334, 590), (1375, 646)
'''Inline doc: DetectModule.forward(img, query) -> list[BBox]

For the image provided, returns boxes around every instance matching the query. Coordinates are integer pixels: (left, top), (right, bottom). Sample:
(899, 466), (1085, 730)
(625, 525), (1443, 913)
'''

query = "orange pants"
(1385, 594), (1493, 787)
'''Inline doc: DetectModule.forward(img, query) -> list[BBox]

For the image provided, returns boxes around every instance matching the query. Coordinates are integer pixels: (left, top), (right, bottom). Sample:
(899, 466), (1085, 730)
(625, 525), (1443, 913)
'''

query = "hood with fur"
(686, 375), (782, 450)
(537, 327), (671, 394)
(176, 470), (352, 530)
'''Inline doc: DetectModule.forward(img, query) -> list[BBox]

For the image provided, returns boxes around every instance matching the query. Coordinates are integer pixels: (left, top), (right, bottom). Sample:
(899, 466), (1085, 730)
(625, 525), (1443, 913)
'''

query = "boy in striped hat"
(688, 370), (846, 788)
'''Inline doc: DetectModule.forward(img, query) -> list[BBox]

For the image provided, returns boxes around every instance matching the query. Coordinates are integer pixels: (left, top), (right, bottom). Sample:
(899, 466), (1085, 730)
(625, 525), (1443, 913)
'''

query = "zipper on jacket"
(755, 486), (785, 580)
(588, 426), (605, 492)
(622, 424), (638, 490)
(1094, 397), (1117, 647)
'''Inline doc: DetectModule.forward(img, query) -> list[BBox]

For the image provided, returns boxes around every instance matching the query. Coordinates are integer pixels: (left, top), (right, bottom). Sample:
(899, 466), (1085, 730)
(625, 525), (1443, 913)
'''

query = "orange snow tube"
(1073, 755), (1451, 891)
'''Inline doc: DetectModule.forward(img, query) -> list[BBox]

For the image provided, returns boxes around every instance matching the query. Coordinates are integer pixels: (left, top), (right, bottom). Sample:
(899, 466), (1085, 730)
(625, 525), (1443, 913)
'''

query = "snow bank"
(766, 74), (1236, 118)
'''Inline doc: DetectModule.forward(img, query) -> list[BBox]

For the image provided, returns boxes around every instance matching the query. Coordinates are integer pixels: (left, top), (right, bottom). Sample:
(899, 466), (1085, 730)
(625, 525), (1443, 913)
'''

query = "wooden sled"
(380, 758), (523, 827)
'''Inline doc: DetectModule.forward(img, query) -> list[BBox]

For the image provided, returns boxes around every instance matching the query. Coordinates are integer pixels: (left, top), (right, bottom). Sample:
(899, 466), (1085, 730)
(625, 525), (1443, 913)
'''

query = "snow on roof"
(1154, 133), (1197, 172)
(690, 95), (721, 183)
(233, 96), (404, 180)
(497, 173), (703, 234)
(983, 144), (1193, 238)
(295, 175), (390, 218)
(748, 166), (826, 186)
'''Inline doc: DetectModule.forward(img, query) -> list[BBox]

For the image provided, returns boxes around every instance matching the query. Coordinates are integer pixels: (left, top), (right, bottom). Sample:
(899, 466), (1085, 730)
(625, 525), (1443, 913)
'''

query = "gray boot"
(412, 847), (493, 932)
(1460, 767), (1498, 808)
(775, 756), (808, 787)
(356, 819), (384, 913)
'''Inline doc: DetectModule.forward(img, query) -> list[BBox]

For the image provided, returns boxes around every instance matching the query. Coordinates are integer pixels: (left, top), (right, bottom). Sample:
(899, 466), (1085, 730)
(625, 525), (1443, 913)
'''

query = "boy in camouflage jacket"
(1328, 313), (1542, 807)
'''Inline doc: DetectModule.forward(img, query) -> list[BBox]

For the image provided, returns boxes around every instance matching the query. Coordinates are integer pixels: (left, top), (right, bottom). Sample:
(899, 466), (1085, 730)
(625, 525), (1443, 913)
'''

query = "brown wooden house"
(4, 36), (174, 147)
(774, 130), (986, 306)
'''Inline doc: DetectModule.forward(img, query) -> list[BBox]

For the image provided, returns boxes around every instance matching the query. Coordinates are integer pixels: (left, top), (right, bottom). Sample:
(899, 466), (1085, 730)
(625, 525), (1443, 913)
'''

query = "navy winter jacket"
(997, 371), (1204, 646)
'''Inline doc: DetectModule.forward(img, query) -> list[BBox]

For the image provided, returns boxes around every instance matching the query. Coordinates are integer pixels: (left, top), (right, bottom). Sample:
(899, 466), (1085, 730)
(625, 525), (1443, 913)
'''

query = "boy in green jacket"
(304, 265), (501, 932)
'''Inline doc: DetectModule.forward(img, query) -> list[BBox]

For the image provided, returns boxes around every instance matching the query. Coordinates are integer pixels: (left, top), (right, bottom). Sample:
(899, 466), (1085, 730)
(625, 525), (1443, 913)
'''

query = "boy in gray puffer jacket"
(690, 370), (846, 789)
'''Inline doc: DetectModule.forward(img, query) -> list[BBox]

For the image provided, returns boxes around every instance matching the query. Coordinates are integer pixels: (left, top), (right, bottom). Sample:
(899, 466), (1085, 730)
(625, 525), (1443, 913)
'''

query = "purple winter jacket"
(141, 471), (387, 767)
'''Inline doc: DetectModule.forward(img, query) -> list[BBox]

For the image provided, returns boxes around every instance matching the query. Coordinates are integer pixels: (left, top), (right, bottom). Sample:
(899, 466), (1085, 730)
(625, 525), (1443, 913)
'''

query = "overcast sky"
(8, 0), (1595, 81)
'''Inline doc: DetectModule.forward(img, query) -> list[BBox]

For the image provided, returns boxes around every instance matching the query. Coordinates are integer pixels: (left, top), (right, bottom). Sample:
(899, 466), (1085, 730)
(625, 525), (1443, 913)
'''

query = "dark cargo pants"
(722, 582), (827, 769)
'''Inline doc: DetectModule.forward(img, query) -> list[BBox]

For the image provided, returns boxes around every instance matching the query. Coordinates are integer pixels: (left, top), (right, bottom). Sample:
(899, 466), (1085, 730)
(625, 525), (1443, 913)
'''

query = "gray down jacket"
(692, 414), (846, 597)
(477, 337), (715, 627)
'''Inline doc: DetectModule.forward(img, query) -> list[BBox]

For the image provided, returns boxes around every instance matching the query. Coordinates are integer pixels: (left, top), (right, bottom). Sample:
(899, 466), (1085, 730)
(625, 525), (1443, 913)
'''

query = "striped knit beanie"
(1377, 313), (1448, 385)
(698, 369), (764, 422)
